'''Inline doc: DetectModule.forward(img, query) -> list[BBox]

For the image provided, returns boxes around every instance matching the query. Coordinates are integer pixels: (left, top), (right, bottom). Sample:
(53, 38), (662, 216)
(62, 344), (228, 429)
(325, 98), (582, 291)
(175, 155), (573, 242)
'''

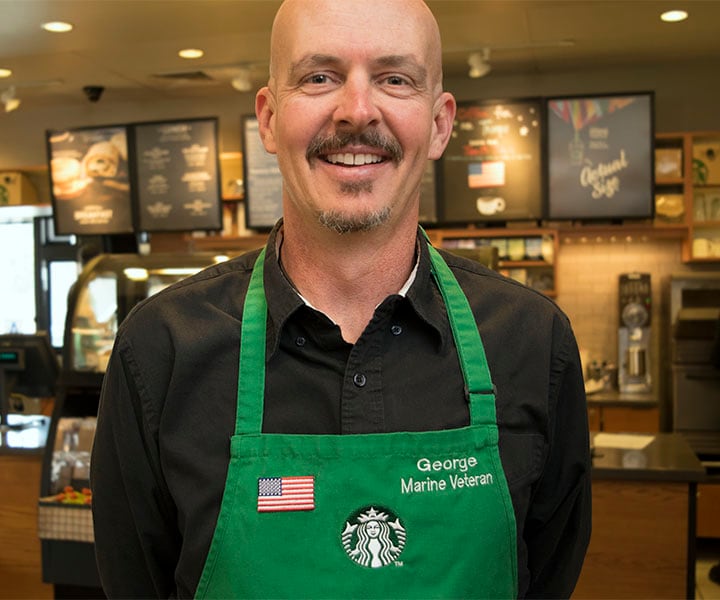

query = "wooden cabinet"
(0, 453), (53, 599)
(697, 482), (720, 538)
(574, 479), (691, 599)
(588, 402), (660, 433)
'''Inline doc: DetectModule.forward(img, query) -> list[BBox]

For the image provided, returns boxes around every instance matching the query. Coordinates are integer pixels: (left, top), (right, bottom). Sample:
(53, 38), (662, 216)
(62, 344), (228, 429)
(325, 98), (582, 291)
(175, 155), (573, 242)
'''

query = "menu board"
(243, 116), (283, 230)
(134, 118), (222, 232)
(439, 99), (543, 224)
(47, 125), (133, 235)
(547, 92), (654, 220)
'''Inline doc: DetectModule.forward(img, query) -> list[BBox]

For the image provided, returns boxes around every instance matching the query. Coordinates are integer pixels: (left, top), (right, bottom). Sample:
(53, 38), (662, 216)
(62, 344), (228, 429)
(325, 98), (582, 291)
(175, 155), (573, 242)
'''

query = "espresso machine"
(618, 273), (652, 393)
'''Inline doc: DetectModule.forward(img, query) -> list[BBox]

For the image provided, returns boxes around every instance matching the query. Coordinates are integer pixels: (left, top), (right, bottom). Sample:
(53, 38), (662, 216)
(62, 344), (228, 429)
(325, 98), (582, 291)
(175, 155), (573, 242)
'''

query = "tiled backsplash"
(555, 238), (699, 372)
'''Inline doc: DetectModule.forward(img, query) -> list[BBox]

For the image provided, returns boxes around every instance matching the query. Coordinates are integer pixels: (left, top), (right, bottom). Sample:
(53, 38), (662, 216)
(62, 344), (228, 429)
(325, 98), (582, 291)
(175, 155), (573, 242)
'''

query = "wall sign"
(242, 116), (283, 230)
(47, 125), (133, 235)
(546, 92), (654, 220)
(438, 98), (544, 224)
(134, 117), (222, 232)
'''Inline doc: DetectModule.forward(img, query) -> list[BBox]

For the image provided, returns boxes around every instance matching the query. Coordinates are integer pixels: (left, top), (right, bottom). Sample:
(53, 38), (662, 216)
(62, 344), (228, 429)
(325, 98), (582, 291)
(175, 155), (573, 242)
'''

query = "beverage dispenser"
(618, 273), (652, 393)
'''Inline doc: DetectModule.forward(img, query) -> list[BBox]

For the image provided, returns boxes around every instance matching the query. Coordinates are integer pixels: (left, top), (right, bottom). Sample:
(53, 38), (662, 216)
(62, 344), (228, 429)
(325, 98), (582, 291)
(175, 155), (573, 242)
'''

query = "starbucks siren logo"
(341, 506), (406, 568)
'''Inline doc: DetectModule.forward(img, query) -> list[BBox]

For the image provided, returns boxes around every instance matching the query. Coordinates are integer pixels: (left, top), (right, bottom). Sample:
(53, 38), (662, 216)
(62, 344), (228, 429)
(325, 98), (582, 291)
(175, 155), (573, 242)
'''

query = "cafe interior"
(1, 1), (720, 598)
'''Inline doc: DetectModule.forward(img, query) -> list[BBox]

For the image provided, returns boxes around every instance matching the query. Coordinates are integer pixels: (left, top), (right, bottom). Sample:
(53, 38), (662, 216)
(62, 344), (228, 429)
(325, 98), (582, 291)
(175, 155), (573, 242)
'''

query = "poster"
(242, 116), (283, 230)
(547, 92), (654, 219)
(47, 125), (133, 235)
(439, 99), (543, 224)
(134, 118), (222, 232)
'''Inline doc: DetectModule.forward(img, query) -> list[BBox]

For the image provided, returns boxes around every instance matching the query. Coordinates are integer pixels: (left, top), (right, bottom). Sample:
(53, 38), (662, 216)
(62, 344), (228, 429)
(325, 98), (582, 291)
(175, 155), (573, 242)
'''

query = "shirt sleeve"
(523, 322), (592, 598)
(90, 333), (180, 598)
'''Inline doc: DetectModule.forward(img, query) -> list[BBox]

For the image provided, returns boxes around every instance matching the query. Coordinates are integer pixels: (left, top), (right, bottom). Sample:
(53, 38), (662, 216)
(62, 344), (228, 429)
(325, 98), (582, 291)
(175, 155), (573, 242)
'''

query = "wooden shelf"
(558, 222), (688, 241)
(497, 260), (551, 268)
(692, 220), (720, 229)
(656, 177), (685, 186)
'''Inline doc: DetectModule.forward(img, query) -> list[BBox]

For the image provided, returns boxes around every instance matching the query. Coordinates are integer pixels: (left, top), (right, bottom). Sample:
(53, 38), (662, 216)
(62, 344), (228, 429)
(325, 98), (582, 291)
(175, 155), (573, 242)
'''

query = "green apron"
(195, 241), (518, 599)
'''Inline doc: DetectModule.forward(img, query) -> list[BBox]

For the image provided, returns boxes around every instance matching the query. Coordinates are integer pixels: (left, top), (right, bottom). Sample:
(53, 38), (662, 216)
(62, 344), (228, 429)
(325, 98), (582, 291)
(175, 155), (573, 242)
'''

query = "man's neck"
(279, 217), (419, 344)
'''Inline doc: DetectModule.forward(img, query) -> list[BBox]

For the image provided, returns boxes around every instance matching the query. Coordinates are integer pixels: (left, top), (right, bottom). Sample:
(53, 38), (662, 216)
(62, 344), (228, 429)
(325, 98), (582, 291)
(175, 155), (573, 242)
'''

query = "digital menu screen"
(546, 92), (654, 220)
(438, 98), (544, 224)
(133, 117), (222, 232)
(47, 125), (134, 235)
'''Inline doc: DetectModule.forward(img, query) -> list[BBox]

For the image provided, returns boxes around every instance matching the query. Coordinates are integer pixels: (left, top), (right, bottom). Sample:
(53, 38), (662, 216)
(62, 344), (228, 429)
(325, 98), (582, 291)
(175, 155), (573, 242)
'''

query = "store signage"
(242, 115), (283, 230)
(546, 92), (654, 220)
(438, 98), (544, 224)
(47, 125), (134, 235)
(46, 118), (222, 235)
(134, 118), (222, 232)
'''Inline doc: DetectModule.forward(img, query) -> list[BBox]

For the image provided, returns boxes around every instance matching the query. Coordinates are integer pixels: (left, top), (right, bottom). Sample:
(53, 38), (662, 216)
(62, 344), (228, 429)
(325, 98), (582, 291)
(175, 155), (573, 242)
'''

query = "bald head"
(268, 0), (445, 95)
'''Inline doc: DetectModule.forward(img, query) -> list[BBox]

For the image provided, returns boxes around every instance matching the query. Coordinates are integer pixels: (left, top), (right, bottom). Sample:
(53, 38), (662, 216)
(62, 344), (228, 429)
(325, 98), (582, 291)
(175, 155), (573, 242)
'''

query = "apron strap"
(235, 235), (498, 434)
(424, 230), (497, 427)
(235, 248), (268, 434)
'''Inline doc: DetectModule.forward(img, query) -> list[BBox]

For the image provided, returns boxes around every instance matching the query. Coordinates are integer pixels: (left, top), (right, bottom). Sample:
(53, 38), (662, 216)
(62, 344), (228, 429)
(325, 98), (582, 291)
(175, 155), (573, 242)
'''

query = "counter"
(574, 433), (705, 599)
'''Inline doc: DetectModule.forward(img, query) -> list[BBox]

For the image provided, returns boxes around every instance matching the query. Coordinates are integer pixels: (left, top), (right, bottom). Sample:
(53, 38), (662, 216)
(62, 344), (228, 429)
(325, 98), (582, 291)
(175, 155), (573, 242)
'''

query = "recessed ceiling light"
(41, 21), (74, 33)
(660, 10), (688, 22)
(178, 48), (204, 59)
(0, 68), (12, 78)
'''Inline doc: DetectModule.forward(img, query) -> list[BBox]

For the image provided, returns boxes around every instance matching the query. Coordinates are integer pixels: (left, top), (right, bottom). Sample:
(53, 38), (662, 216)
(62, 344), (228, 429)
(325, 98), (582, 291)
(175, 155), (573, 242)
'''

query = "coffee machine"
(618, 273), (652, 393)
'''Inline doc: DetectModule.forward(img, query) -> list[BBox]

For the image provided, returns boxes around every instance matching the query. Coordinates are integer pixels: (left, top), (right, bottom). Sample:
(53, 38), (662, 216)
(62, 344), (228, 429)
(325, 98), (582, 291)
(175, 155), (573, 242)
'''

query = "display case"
(39, 251), (230, 595)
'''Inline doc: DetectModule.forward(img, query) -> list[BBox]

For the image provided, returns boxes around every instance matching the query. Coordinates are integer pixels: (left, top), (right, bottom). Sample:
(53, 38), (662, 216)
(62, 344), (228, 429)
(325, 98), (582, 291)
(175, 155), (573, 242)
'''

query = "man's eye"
(385, 75), (409, 86)
(305, 74), (331, 85)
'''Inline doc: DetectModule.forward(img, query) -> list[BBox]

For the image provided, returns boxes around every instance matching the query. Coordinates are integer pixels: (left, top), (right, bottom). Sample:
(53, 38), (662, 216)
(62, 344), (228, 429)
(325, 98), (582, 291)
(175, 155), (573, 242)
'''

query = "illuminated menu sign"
(439, 99), (544, 224)
(546, 92), (654, 220)
(134, 118), (222, 232)
(47, 125), (134, 235)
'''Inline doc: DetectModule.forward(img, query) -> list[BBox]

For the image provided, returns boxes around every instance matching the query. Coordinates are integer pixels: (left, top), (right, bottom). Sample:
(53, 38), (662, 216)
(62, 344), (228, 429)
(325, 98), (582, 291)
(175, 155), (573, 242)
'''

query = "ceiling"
(1, 0), (719, 111)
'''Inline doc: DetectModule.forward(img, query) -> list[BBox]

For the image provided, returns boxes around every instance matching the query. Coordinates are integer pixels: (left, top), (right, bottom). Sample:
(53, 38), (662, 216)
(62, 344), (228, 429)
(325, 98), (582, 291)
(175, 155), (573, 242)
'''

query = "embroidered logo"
(341, 506), (406, 568)
(257, 476), (315, 512)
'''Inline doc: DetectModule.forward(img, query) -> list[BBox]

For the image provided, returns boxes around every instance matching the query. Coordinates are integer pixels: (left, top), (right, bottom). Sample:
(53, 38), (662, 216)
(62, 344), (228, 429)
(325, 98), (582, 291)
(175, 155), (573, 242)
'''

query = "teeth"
(326, 153), (383, 166)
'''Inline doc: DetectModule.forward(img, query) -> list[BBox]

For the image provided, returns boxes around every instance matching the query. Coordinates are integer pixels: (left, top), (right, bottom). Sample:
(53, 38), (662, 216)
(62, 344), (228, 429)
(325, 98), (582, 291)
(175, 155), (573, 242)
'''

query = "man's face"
(256, 0), (455, 234)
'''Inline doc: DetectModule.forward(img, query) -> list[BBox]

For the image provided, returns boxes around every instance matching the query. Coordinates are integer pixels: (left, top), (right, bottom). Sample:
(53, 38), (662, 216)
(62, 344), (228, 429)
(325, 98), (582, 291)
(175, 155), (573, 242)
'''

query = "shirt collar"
(262, 221), (448, 356)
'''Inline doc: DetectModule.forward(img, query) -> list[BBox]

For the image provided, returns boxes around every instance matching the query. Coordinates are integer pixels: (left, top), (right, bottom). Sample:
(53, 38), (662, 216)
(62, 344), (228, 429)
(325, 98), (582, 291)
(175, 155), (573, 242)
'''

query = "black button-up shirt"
(92, 224), (591, 598)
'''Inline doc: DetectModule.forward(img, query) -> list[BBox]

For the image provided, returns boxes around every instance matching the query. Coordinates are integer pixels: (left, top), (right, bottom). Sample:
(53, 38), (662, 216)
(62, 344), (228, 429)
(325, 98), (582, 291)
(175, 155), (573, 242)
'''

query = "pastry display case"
(39, 251), (231, 594)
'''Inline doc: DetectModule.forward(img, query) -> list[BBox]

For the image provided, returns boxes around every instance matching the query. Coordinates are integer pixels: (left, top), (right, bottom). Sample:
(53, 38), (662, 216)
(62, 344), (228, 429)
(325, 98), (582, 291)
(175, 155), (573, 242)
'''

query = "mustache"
(306, 130), (403, 165)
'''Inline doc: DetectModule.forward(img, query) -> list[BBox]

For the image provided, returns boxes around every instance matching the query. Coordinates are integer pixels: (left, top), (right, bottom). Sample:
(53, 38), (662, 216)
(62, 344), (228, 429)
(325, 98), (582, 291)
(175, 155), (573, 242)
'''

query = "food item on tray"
(51, 156), (89, 199)
(50, 485), (93, 505)
(82, 141), (120, 178)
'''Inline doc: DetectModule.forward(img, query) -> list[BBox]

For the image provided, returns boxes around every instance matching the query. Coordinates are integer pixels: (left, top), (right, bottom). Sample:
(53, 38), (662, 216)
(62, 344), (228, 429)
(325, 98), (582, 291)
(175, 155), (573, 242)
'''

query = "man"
(91, 0), (591, 598)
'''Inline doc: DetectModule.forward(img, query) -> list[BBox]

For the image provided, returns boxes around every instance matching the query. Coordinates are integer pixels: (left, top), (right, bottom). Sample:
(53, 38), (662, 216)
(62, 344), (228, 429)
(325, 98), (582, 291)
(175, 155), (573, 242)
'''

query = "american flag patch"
(257, 476), (315, 512)
(468, 161), (506, 188)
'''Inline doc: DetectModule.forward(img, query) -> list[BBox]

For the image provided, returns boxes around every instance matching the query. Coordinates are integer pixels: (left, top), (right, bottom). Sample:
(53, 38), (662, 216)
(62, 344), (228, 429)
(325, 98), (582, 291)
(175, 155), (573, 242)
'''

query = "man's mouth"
(307, 131), (403, 166)
(324, 153), (385, 166)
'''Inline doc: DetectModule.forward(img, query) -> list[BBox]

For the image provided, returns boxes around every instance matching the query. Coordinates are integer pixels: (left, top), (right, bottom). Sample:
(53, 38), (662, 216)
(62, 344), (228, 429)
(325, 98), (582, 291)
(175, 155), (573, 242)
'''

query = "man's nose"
(333, 72), (382, 131)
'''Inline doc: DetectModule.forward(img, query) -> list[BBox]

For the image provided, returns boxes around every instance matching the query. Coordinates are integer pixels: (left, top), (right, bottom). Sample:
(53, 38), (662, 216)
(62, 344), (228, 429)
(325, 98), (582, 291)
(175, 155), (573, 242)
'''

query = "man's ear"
(428, 92), (457, 160)
(255, 86), (277, 154)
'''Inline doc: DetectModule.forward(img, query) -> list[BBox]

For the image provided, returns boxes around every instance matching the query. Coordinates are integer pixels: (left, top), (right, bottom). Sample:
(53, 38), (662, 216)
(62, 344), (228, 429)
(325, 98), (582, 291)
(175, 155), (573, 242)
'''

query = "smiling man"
(91, 1), (591, 598)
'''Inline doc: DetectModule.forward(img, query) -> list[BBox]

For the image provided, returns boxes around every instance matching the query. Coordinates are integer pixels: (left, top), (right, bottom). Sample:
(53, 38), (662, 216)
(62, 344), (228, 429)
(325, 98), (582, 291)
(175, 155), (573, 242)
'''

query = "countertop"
(592, 432), (705, 482)
(0, 414), (50, 455)
(586, 390), (658, 407)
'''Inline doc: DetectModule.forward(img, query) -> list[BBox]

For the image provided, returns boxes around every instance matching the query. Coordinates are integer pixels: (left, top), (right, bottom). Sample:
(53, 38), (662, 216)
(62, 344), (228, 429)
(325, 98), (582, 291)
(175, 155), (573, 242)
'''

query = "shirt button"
(391, 325), (403, 336)
(353, 373), (367, 388)
(295, 336), (306, 347)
